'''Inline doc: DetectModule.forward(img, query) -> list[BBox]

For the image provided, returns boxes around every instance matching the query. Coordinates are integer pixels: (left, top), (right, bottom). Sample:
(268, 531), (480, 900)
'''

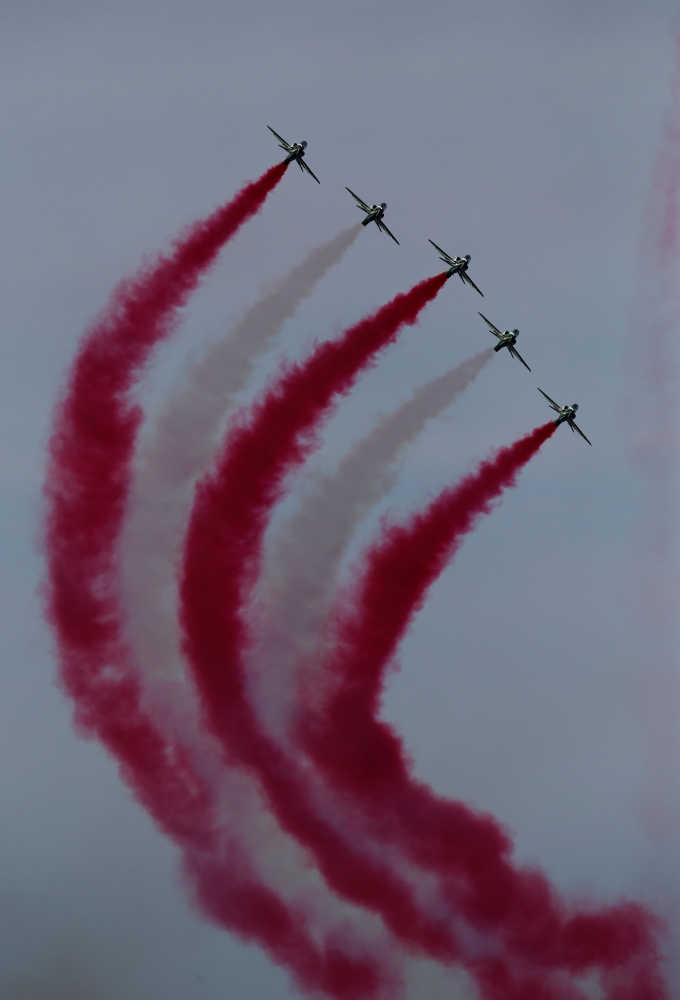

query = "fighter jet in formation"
(478, 313), (531, 371)
(538, 389), (591, 445)
(345, 188), (400, 244)
(267, 127), (320, 183)
(428, 241), (483, 297)
(263, 126), (591, 444)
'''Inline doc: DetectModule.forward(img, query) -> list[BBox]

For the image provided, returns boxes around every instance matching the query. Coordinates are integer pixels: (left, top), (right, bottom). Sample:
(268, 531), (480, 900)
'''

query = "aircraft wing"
(463, 272), (484, 297)
(478, 312), (503, 338)
(300, 159), (321, 184)
(267, 125), (292, 151)
(428, 239), (455, 265)
(509, 346), (531, 372)
(571, 421), (592, 446)
(346, 188), (371, 212)
(537, 388), (562, 413)
(378, 220), (400, 245)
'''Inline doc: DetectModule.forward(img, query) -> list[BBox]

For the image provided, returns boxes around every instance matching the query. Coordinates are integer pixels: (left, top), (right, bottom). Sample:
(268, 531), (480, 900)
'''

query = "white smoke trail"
(121, 223), (361, 686)
(251, 349), (493, 735)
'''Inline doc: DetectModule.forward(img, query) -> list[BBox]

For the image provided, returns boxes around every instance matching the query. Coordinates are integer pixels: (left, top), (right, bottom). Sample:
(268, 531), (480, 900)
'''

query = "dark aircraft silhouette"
(267, 126), (320, 183)
(345, 188), (400, 244)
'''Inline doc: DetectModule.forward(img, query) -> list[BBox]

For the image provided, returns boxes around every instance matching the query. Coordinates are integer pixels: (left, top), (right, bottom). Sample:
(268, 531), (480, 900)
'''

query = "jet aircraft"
(538, 388), (592, 445)
(345, 188), (400, 244)
(267, 126), (320, 183)
(428, 241), (483, 296)
(478, 313), (531, 371)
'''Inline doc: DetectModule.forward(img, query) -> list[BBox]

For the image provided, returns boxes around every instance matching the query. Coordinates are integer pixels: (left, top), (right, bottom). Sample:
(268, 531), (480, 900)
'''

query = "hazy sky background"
(1, 1), (679, 997)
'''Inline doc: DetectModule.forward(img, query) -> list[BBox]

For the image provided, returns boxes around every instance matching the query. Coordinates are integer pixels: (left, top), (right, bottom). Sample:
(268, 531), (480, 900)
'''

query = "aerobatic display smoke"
(296, 421), (665, 993)
(42, 164), (403, 1000)
(180, 288), (666, 997)
(123, 223), (361, 690)
(180, 273), (475, 965)
(253, 349), (494, 735)
(42, 151), (669, 1000)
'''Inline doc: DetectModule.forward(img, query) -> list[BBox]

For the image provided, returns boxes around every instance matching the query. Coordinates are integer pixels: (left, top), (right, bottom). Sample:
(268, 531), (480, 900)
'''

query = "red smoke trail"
(181, 274), (474, 963)
(298, 422), (666, 998)
(42, 162), (397, 999)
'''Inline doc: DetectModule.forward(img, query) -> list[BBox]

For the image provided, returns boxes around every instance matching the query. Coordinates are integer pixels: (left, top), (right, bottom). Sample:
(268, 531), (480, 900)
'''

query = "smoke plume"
(42, 165), (399, 1000)
(253, 348), (494, 735)
(298, 421), (665, 997)
(180, 274), (470, 963)
(122, 223), (361, 688)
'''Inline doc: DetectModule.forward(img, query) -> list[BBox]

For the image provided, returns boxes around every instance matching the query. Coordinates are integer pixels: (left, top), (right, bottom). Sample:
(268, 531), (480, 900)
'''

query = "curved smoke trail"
(41, 145), (672, 1000)
(297, 421), (666, 998)
(42, 164), (400, 1000)
(180, 274), (475, 967)
(122, 223), (361, 690)
(117, 220), (402, 993)
(252, 349), (494, 736)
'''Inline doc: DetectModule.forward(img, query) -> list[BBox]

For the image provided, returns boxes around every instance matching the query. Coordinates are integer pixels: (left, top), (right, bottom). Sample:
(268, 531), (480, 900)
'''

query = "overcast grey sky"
(1, 2), (679, 997)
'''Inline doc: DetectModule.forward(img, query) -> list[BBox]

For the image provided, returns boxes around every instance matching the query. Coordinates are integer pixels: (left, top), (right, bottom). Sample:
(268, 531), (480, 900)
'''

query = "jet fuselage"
(362, 205), (386, 226)
(284, 141), (307, 165)
(494, 331), (519, 352)
(554, 405), (578, 427)
(445, 255), (471, 279)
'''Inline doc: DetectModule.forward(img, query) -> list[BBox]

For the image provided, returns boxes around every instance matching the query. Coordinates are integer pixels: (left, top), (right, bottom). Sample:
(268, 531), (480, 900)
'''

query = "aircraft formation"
(269, 127), (592, 446)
